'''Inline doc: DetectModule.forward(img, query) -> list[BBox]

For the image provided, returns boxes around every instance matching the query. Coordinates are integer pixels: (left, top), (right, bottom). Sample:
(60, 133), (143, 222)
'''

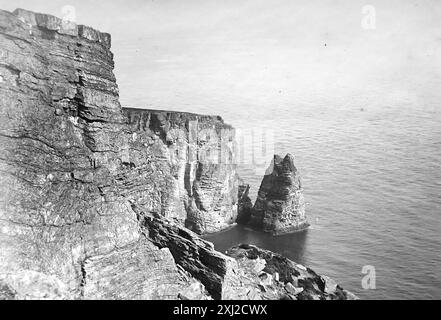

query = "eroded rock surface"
(248, 154), (309, 235)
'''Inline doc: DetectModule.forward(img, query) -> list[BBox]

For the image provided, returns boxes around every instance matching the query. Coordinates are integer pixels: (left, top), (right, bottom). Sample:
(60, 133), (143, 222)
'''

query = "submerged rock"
(248, 154), (309, 235)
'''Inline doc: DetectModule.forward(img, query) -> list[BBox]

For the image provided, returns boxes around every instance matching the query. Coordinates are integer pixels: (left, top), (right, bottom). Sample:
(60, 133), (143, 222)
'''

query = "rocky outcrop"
(0, 8), (352, 300)
(124, 108), (238, 234)
(141, 214), (237, 299)
(247, 154), (309, 235)
(227, 245), (357, 300)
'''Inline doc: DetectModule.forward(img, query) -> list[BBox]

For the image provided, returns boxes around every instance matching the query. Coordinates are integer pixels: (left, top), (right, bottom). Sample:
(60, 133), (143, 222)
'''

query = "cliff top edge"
(123, 107), (233, 127)
(4, 8), (111, 49)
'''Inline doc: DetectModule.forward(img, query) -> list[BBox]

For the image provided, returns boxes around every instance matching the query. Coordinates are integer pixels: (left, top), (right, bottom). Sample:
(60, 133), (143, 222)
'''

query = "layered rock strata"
(248, 154), (309, 235)
(0, 8), (352, 300)
(124, 108), (238, 234)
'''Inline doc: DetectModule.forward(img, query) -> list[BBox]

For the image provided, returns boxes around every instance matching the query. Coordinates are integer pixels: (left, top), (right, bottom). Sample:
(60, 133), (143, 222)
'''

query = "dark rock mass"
(0, 8), (353, 299)
(237, 177), (253, 224)
(248, 154), (309, 235)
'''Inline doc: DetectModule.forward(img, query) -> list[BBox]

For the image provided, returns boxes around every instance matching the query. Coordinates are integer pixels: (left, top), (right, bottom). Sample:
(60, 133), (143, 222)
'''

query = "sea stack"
(249, 154), (309, 235)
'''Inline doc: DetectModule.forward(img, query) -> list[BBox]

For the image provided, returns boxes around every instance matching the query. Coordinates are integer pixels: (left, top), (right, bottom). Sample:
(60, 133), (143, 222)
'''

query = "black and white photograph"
(0, 0), (440, 307)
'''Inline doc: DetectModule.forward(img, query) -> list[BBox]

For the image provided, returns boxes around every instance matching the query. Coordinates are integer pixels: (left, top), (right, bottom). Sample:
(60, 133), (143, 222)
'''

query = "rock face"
(123, 108), (238, 234)
(0, 8), (209, 299)
(0, 8), (353, 300)
(248, 154), (309, 235)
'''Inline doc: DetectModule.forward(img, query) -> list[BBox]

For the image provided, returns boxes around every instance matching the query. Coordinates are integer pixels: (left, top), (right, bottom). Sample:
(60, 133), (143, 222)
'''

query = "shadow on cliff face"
(204, 224), (309, 266)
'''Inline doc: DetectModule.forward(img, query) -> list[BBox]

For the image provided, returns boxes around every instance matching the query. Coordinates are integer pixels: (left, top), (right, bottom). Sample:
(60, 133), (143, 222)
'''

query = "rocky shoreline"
(0, 8), (356, 300)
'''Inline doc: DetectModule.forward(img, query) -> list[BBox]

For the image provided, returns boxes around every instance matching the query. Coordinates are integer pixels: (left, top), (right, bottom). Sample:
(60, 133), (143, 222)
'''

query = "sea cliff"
(123, 107), (238, 234)
(0, 8), (355, 300)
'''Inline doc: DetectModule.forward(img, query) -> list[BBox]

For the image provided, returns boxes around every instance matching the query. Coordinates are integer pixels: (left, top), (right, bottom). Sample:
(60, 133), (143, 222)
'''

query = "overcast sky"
(1, 0), (440, 111)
